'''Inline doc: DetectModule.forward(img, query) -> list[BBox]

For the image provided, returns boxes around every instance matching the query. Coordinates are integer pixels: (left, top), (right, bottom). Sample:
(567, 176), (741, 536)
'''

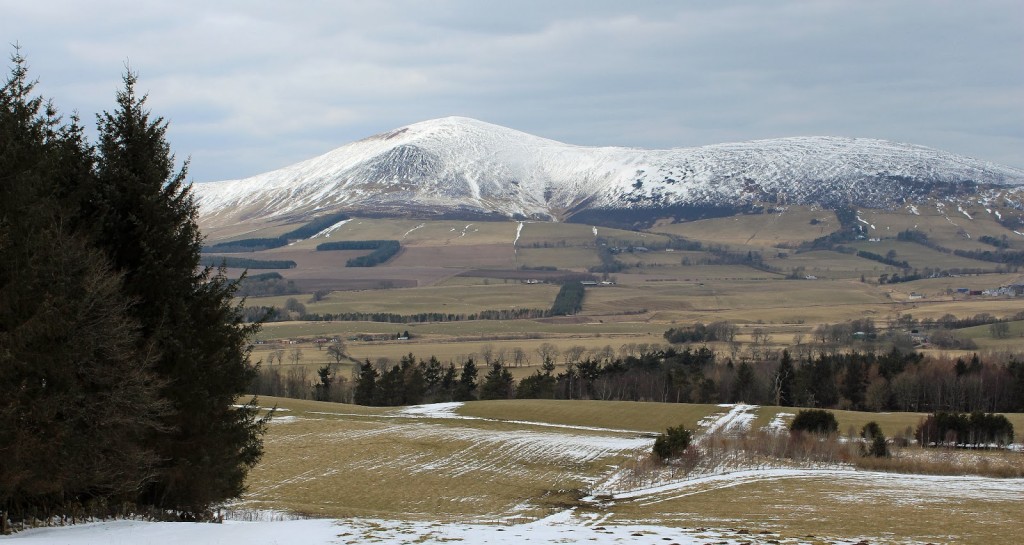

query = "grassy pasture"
(849, 240), (997, 271)
(387, 244), (518, 268)
(650, 206), (837, 247)
(514, 247), (600, 269)
(241, 397), (654, 520)
(515, 222), (670, 248)
(857, 207), (1015, 251)
(765, 249), (891, 279)
(460, 400), (727, 433)
(608, 470), (1024, 544)
(250, 283), (560, 316)
(239, 397), (1024, 544)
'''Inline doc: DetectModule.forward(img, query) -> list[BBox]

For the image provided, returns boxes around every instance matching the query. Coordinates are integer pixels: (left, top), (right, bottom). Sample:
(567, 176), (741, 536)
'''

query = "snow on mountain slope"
(192, 117), (1024, 226)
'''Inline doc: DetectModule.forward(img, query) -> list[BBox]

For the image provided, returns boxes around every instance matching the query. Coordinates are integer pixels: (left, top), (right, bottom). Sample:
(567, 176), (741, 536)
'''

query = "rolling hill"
(192, 117), (1024, 229)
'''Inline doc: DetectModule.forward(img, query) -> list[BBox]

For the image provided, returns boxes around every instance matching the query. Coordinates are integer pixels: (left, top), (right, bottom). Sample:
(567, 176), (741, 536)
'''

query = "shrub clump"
(789, 409), (839, 435)
(860, 421), (888, 457)
(916, 412), (1014, 447)
(652, 425), (692, 461)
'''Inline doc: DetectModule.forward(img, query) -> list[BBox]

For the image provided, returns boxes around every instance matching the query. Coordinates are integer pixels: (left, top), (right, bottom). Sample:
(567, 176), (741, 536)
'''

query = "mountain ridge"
(192, 117), (1024, 227)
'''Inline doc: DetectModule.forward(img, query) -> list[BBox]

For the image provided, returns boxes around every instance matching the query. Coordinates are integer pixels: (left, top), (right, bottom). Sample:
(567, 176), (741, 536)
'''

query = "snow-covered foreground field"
(0, 512), (796, 545)
(5, 400), (1023, 544)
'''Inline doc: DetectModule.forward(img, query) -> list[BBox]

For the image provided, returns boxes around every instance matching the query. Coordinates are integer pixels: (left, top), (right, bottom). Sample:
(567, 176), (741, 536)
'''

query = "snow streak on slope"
(191, 117), (1024, 226)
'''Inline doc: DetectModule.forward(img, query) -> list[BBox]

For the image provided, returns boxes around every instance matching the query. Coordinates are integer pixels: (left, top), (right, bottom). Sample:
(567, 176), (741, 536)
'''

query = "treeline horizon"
(253, 344), (1024, 414)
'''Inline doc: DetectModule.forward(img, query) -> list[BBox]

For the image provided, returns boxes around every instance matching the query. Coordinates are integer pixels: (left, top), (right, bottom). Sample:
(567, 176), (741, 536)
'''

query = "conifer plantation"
(0, 51), (266, 528)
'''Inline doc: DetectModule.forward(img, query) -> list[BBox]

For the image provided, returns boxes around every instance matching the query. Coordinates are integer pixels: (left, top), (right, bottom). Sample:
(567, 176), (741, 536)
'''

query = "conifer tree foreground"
(0, 52), (167, 527)
(0, 53), (266, 525)
(90, 72), (266, 514)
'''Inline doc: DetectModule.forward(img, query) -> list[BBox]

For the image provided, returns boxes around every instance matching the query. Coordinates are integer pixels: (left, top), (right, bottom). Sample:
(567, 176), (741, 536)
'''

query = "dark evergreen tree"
(454, 358), (479, 401)
(439, 363), (458, 401)
(652, 425), (692, 461)
(775, 350), (796, 406)
(353, 359), (379, 405)
(842, 357), (868, 410)
(376, 365), (405, 406)
(423, 356), (443, 398)
(790, 409), (839, 435)
(732, 361), (757, 402)
(0, 52), (164, 523)
(516, 370), (557, 399)
(314, 365), (333, 401)
(479, 362), (516, 400)
(90, 71), (265, 514)
(1008, 358), (1024, 412)
(400, 354), (425, 405)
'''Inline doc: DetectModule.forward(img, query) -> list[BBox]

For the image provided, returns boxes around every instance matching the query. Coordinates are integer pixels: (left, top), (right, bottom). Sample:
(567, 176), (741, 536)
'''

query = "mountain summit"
(193, 117), (1024, 226)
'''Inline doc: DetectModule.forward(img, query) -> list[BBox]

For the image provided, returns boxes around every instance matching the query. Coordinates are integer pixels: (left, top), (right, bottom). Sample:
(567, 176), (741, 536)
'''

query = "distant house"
(908, 292), (924, 300)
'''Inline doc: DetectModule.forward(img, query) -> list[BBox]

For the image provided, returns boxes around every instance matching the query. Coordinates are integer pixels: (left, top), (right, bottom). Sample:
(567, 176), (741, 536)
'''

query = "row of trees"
(663, 321), (738, 343)
(246, 305), (553, 324)
(316, 239), (401, 267)
(550, 281), (585, 315)
(916, 411), (1015, 446)
(0, 53), (264, 526)
(322, 344), (1024, 414)
(351, 355), (482, 406)
(203, 212), (351, 252)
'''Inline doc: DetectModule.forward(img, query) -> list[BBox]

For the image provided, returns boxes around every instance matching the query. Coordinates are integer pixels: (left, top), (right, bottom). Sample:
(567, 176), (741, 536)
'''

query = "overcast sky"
(3, 0), (1022, 181)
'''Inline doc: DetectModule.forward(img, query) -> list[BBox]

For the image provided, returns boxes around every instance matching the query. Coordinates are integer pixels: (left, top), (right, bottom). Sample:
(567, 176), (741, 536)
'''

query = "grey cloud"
(2, 0), (1020, 181)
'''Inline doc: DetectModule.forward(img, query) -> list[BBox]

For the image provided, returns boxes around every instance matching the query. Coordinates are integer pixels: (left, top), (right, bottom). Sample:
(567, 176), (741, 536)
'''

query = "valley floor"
(5, 400), (1022, 544)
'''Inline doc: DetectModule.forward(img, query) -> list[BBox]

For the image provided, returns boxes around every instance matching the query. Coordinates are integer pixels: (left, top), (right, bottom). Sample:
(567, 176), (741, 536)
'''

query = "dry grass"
(250, 282), (559, 316)
(650, 206), (836, 247)
(238, 397), (650, 520)
(459, 399), (723, 433)
(854, 446), (1024, 478)
(607, 469), (1024, 544)
(514, 247), (601, 269)
(236, 398), (1024, 544)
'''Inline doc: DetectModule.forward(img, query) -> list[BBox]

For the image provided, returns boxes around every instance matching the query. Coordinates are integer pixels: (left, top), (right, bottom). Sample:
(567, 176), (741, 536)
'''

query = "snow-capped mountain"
(192, 117), (1024, 226)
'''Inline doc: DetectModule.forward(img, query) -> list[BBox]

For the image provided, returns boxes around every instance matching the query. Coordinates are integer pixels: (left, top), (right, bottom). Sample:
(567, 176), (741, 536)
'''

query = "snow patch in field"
(398, 402), (464, 418)
(598, 468), (1024, 505)
(402, 223), (425, 239)
(699, 404), (757, 436)
(396, 402), (650, 435)
(763, 412), (794, 433)
(1, 515), (769, 545)
(311, 218), (351, 238)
